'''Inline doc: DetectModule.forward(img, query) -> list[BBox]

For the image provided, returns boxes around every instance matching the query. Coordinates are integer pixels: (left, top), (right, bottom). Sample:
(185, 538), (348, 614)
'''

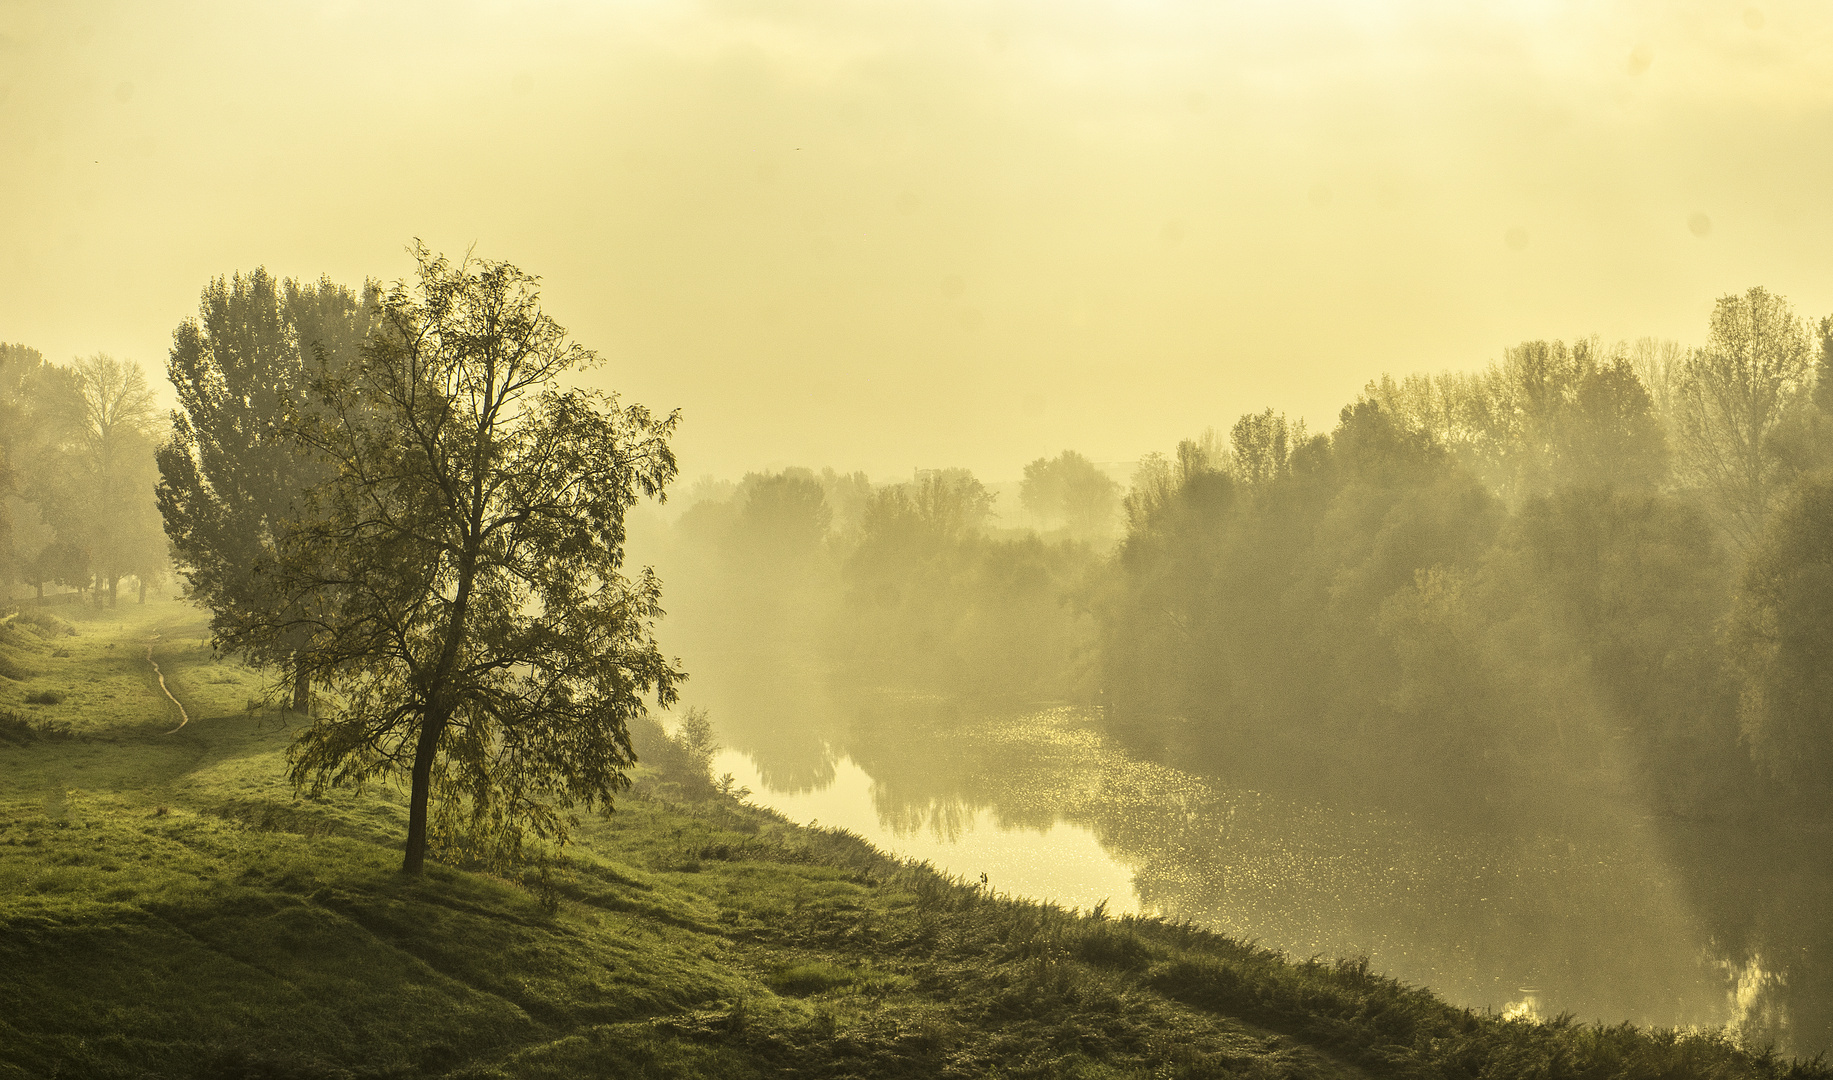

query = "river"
(706, 698), (1832, 1058)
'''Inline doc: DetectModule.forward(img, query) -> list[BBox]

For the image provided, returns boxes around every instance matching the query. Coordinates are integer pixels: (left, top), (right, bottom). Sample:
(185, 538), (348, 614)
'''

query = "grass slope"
(0, 598), (1823, 1079)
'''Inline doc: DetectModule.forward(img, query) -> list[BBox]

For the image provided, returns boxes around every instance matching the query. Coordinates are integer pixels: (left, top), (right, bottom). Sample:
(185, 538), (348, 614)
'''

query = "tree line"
(655, 286), (1833, 819)
(0, 348), (169, 607)
(1105, 287), (1833, 814)
(653, 453), (1118, 711)
(11, 267), (1829, 870)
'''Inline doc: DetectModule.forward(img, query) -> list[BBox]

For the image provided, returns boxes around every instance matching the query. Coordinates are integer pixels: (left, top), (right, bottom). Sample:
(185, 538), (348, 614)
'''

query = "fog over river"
(701, 692), (1831, 1058)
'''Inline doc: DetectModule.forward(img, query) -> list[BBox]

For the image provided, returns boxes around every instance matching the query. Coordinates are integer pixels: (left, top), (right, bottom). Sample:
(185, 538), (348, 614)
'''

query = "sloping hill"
(0, 600), (1820, 1079)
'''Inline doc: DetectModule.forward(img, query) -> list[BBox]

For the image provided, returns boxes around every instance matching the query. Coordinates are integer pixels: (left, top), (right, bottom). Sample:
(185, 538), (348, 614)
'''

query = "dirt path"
(146, 636), (191, 734)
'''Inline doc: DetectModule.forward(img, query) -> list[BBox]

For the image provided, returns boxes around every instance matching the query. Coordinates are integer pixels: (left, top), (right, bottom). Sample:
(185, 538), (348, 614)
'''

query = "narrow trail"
(146, 636), (191, 734)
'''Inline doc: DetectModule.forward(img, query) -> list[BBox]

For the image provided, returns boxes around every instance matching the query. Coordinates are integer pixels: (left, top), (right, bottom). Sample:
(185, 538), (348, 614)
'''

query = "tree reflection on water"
(711, 695), (1825, 1057)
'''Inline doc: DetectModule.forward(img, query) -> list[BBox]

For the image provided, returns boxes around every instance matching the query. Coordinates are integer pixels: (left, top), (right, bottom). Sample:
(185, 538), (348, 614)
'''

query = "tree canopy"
(224, 246), (683, 874)
(158, 269), (374, 708)
(3, 347), (166, 607)
(1675, 286), (1814, 545)
(1020, 450), (1121, 539)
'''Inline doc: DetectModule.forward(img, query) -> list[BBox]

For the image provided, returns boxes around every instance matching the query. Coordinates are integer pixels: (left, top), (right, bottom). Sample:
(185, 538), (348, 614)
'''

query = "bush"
(0, 711), (35, 744)
(0, 710), (69, 743)
(24, 690), (63, 705)
(631, 706), (721, 797)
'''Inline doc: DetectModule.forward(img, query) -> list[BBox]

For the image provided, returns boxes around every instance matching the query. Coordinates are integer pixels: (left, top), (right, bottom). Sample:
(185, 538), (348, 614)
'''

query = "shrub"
(631, 706), (722, 797)
(25, 690), (63, 705)
(0, 711), (35, 744)
(0, 710), (69, 743)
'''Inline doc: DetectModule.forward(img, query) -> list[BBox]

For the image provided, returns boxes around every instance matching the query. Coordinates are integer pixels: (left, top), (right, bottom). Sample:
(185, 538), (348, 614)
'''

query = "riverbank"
(1, 602), (1823, 1079)
(711, 688), (1833, 1055)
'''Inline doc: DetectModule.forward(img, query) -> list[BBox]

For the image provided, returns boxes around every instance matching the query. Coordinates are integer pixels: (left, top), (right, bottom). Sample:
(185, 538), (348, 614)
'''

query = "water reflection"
(714, 751), (1141, 915)
(705, 695), (1829, 1056)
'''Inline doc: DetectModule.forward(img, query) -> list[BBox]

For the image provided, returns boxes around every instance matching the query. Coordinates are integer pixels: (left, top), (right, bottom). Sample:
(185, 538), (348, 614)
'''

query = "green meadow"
(0, 599), (1822, 1079)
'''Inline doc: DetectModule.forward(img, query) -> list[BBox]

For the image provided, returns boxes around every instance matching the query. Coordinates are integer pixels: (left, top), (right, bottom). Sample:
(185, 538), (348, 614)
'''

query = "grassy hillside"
(0, 598), (1823, 1079)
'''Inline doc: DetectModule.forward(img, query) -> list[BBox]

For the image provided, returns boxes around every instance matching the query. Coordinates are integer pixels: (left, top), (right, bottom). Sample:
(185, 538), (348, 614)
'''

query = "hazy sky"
(4, 0), (1831, 482)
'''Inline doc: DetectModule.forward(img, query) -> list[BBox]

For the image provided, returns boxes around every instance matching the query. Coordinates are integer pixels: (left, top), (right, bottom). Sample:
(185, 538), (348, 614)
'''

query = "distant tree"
(65, 355), (166, 606)
(232, 246), (683, 875)
(0, 344), (37, 600)
(908, 468), (996, 540)
(19, 541), (87, 605)
(1504, 485), (1740, 810)
(1489, 339), (1664, 495)
(818, 467), (873, 547)
(1628, 336), (1687, 430)
(673, 706), (720, 793)
(738, 470), (832, 556)
(698, 468), (835, 655)
(1228, 409), (1306, 487)
(1020, 451), (1119, 539)
(1367, 341), (1667, 496)
(158, 269), (372, 709)
(0, 345), (83, 603)
(1563, 358), (1668, 490)
(1729, 472), (1833, 788)
(1814, 315), (1833, 412)
(1376, 566), (1515, 774)
(1020, 453), (1068, 524)
(1361, 370), (1492, 452)
(845, 464), (1092, 700)
(1674, 287), (1814, 546)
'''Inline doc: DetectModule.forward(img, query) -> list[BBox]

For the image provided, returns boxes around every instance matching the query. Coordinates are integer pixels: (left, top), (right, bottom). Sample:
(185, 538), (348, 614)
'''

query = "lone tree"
(231, 246), (683, 874)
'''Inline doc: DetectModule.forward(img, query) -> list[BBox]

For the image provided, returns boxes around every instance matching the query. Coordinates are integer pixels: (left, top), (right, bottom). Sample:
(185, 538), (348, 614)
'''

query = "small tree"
(235, 245), (683, 874)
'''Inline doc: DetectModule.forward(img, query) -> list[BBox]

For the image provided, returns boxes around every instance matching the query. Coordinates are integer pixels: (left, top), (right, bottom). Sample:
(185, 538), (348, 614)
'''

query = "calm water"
(704, 697), (1831, 1057)
(715, 750), (1142, 915)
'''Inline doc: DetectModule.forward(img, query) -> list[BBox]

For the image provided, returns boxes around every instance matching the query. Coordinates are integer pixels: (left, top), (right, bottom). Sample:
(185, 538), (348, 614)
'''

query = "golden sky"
(4, 0), (1831, 481)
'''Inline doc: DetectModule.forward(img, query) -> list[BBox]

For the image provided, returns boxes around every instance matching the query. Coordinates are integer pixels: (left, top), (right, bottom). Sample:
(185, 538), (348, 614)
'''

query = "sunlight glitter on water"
(714, 749), (1143, 915)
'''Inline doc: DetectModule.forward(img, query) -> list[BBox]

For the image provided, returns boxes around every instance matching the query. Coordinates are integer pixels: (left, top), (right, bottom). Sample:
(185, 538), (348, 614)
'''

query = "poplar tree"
(158, 270), (371, 708)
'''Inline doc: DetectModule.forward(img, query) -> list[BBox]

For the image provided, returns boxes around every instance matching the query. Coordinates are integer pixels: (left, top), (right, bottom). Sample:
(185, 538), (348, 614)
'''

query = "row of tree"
(0, 347), (167, 607)
(651, 286), (1833, 819)
(18, 262), (1826, 867)
(1103, 287), (1833, 814)
(654, 459), (1108, 712)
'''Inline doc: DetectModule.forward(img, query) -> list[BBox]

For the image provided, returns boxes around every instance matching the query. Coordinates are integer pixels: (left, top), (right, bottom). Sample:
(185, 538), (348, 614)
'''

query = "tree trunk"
(138, 579), (147, 604)
(34, 582), (43, 604)
(290, 662), (310, 714)
(402, 713), (446, 875)
(108, 575), (118, 608)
